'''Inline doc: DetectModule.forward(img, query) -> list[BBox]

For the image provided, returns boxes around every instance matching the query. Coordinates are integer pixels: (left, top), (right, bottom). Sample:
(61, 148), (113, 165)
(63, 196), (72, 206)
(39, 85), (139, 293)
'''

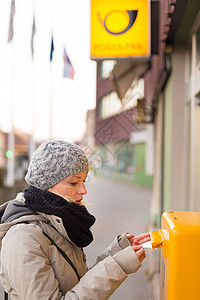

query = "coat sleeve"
(1, 225), (140, 300)
(69, 246), (141, 300)
(91, 232), (132, 265)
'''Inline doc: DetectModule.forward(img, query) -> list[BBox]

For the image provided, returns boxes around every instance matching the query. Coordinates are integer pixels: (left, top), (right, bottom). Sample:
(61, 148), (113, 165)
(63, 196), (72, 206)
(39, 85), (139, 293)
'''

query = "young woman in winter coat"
(0, 140), (150, 300)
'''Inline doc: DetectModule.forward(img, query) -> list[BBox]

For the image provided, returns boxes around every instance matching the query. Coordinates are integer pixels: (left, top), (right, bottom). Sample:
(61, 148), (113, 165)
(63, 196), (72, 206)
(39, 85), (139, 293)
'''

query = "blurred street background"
(84, 175), (153, 300)
(0, 0), (200, 299)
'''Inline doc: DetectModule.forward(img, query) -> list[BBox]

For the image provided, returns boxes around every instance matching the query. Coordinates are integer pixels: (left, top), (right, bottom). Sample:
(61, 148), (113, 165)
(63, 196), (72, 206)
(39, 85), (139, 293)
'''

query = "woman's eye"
(70, 182), (77, 186)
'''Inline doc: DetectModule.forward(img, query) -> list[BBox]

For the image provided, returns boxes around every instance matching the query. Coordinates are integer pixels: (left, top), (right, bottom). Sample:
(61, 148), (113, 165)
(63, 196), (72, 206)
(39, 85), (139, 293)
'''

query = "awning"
(110, 60), (149, 100)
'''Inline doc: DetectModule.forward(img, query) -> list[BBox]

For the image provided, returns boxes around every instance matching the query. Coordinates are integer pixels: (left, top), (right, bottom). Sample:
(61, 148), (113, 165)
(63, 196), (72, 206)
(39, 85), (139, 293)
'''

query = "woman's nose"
(78, 182), (87, 195)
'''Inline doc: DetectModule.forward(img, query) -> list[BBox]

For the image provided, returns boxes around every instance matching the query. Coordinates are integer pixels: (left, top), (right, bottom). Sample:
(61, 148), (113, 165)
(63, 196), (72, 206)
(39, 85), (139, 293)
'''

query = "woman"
(0, 140), (150, 299)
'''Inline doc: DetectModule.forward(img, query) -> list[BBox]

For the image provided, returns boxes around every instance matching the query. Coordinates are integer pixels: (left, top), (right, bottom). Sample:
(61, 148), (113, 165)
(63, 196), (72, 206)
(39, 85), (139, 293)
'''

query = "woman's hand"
(132, 244), (146, 263)
(126, 232), (151, 246)
(126, 232), (151, 263)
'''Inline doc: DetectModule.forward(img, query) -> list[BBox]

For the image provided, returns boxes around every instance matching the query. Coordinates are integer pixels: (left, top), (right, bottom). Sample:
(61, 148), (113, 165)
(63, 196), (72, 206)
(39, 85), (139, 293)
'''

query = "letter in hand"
(126, 233), (151, 263)
(126, 232), (151, 246)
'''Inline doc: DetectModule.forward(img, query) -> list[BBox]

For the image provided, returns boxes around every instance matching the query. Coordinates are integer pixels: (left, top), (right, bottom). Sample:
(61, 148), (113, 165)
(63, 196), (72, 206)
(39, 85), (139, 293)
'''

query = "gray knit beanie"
(25, 140), (89, 190)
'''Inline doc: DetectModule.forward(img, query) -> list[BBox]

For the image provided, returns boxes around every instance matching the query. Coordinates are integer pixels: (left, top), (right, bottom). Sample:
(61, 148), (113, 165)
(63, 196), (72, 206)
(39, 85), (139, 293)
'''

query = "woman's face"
(51, 171), (87, 205)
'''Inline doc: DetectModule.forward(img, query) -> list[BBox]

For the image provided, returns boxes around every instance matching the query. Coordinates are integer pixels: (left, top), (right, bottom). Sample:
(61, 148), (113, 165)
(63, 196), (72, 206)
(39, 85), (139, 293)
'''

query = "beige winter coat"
(0, 193), (141, 300)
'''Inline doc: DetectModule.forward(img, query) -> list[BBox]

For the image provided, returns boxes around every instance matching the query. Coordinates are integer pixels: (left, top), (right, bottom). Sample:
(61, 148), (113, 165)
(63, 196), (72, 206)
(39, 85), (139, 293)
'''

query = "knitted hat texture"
(25, 140), (89, 190)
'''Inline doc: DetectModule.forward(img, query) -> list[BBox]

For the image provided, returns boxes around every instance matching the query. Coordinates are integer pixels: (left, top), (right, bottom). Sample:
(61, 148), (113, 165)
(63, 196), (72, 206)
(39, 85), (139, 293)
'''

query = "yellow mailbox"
(150, 211), (200, 300)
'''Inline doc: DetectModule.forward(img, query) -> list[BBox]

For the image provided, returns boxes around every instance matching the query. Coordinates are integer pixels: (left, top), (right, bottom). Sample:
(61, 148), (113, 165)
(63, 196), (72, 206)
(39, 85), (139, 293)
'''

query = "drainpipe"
(160, 92), (165, 216)
(189, 34), (196, 211)
(160, 50), (172, 215)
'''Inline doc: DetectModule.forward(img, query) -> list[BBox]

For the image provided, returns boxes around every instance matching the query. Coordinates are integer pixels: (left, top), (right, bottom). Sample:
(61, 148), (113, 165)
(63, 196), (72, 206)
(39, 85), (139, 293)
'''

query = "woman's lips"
(75, 198), (83, 205)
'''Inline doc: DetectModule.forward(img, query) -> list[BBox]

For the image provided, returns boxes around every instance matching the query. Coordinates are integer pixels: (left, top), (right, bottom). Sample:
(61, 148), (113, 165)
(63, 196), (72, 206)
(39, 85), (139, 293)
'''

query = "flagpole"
(6, 42), (15, 187)
(61, 76), (65, 140)
(29, 13), (36, 159)
(6, 0), (15, 187)
(60, 48), (65, 140)
(49, 36), (54, 140)
(62, 47), (75, 140)
(29, 56), (36, 159)
(50, 64), (53, 139)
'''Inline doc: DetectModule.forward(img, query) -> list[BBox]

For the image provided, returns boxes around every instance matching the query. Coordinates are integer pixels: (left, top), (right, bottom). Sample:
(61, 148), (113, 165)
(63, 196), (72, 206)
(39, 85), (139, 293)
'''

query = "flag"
(50, 36), (54, 62)
(31, 14), (36, 60)
(63, 47), (75, 79)
(7, 0), (15, 43)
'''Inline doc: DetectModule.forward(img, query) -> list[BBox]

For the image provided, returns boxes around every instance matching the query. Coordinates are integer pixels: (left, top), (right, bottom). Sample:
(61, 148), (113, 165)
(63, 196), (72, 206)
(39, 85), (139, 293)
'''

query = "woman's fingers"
(130, 233), (151, 263)
(133, 233), (151, 245)
(138, 253), (146, 263)
(126, 233), (134, 238)
(132, 244), (142, 250)
(126, 233), (134, 244)
(132, 245), (146, 263)
(134, 233), (150, 241)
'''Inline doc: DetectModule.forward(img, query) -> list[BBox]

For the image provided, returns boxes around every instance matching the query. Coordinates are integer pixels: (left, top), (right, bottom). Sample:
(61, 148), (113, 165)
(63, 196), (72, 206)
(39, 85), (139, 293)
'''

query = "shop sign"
(90, 0), (151, 60)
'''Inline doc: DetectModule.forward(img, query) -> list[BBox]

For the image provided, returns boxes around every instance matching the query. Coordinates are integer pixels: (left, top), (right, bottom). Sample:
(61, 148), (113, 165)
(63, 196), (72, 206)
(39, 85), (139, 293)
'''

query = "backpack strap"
(4, 291), (8, 300)
(22, 222), (80, 280)
(42, 231), (81, 281)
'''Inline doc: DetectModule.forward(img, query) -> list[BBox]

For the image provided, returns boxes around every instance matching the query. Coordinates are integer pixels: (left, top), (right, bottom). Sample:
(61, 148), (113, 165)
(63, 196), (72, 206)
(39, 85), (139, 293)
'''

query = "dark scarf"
(23, 186), (95, 248)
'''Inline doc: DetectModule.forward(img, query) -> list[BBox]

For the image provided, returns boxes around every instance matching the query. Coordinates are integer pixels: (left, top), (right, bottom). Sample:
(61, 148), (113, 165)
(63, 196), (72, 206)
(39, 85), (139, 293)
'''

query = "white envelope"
(142, 241), (152, 248)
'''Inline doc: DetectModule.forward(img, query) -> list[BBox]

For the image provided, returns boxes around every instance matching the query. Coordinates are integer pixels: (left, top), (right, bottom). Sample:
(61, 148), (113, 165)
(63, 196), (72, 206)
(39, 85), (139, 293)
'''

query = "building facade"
(148, 0), (200, 227)
(93, 0), (200, 221)
(95, 60), (153, 186)
(0, 129), (30, 186)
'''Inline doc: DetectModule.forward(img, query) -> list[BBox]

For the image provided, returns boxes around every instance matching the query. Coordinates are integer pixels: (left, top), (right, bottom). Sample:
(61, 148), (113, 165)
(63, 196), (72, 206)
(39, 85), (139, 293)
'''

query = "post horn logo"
(98, 10), (138, 35)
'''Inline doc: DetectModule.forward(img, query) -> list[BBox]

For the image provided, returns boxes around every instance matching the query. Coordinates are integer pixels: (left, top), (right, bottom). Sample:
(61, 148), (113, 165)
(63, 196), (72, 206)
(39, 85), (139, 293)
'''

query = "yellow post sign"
(90, 0), (151, 60)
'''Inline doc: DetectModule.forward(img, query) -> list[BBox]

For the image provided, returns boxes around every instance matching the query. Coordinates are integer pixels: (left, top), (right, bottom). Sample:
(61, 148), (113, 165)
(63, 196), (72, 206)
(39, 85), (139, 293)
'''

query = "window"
(99, 92), (121, 118)
(101, 60), (116, 79)
(122, 78), (144, 111)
